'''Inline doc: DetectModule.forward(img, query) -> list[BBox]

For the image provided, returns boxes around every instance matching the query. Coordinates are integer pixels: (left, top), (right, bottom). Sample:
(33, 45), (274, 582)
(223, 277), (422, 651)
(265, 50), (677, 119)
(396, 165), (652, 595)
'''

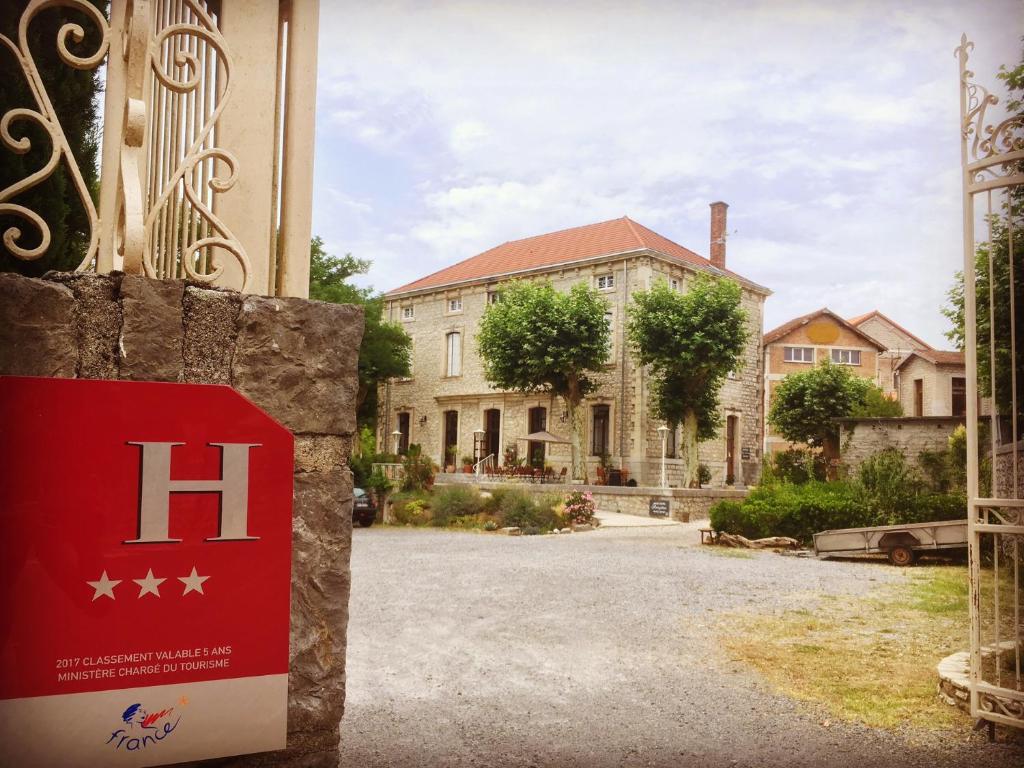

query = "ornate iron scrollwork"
(0, 0), (110, 269)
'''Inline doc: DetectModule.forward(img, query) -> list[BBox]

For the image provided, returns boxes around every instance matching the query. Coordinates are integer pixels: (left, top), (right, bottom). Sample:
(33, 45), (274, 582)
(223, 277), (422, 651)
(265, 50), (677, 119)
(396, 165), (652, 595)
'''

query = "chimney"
(709, 201), (728, 269)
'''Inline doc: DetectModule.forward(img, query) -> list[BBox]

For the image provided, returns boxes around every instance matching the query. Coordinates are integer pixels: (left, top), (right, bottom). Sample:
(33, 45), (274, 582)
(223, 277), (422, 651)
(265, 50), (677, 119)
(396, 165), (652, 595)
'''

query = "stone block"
(232, 296), (363, 435)
(288, 469), (352, 744)
(118, 275), (184, 382)
(44, 271), (122, 379)
(294, 435), (351, 474)
(0, 273), (76, 377)
(182, 286), (241, 384)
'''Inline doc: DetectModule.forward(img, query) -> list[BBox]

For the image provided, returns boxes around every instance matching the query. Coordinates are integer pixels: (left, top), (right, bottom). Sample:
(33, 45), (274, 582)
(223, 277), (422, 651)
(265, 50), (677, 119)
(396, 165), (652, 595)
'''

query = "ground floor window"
(397, 412), (410, 455)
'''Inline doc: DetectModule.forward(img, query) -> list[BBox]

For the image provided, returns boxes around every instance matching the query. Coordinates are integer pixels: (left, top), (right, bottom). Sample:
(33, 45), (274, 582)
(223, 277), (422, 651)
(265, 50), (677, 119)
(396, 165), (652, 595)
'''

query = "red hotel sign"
(0, 377), (293, 767)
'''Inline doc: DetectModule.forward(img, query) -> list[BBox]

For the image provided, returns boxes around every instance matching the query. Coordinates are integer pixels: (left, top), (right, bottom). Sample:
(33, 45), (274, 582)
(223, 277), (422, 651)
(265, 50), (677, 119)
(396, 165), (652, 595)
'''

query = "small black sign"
(741, 446), (751, 460)
(649, 498), (670, 517)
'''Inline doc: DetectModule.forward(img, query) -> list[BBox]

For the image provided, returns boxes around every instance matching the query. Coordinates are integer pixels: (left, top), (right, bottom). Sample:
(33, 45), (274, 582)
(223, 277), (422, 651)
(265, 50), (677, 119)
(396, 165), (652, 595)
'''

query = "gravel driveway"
(340, 525), (1021, 768)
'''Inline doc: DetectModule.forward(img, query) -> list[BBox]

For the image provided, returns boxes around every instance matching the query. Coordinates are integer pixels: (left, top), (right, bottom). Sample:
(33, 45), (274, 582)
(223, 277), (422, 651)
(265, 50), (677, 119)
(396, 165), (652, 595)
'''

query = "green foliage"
(430, 486), (484, 526)
(308, 237), (411, 428)
(477, 279), (610, 479)
(364, 468), (393, 499)
(392, 495), (431, 526)
(482, 487), (564, 531)
(697, 463), (712, 487)
(768, 361), (874, 448)
(919, 425), (968, 495)
(1, 1), (107, 275)
(627, 275), (748, 442)
(712, 460), (967, 545)
(850, 386), (903, 418)
(770, 449), (827, 484)
(477, 280), (611, 398)
(857, 449), (921, 517)
(400, 443), (436, 492)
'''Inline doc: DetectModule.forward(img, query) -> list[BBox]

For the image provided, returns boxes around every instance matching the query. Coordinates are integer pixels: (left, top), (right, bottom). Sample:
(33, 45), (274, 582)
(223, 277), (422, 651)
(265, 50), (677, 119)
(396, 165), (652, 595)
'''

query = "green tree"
(850, 384), (903, 418)
(476, 280), (610, 482)
(307, 237), (411, 428)
(1, 1), (106, 275)
(768, 360), (875, 451)
(627, 275), (747, 487)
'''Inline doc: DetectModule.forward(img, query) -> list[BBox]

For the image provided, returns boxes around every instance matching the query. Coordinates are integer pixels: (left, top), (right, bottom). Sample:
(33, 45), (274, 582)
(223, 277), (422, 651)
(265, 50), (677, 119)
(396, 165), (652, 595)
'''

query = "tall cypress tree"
(0, 0), (107, 276)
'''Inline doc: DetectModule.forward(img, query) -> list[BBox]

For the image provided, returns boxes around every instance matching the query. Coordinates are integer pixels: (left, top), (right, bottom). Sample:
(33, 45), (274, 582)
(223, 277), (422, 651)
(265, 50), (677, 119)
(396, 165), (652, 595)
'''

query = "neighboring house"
(847, 310), (935, 396)
(894, 349), (967, 418)
(762, 308), (887, 456)
(378, 203), (771, 488)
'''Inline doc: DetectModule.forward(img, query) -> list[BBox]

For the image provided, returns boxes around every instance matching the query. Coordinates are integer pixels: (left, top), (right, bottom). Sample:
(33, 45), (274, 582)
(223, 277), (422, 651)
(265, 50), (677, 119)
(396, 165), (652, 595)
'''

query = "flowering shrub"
(563, 490), (596, 525)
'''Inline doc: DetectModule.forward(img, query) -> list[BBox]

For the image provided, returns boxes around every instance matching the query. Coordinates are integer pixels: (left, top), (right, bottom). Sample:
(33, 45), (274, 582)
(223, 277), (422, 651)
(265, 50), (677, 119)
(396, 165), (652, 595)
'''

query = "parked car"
(352, 487), (377, 527)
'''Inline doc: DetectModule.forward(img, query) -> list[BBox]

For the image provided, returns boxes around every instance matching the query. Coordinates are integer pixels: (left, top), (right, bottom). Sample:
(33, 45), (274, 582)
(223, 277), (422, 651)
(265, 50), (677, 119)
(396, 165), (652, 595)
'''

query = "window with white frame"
(670, 278), (680, 291)
(596, 273), (615, 290)
(487, 291), (502, 305)
(447, 297), (462, 313)
(830, 348), (861, 366)
(783, 346), (814, 363)
(401, 306), (414, 320)
(445, 331), (462, 377)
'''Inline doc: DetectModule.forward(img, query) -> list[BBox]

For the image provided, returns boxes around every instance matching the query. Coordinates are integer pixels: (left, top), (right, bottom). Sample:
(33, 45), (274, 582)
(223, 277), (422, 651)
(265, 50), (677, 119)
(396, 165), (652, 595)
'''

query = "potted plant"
(445, 444), (458, 473)
(461, 455), (475, 474)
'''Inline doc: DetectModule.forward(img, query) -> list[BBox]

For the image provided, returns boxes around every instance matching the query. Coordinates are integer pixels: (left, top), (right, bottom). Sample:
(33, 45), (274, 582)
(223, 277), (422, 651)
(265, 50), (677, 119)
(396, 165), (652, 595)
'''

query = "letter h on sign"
(126, 442), (260, 543)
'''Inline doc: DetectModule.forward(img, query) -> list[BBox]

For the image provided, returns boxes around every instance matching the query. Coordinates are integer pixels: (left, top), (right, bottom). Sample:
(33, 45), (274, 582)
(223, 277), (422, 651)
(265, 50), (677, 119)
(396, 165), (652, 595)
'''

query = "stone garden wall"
(837, 416), (965, 476)
(435, 477), (747, 522)
(0, 272), (362, 768)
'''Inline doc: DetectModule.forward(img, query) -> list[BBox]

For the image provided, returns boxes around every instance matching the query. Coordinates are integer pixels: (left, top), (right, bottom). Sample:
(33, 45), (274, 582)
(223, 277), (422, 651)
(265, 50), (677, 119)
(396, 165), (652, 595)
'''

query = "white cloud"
(311, 0), (1021, 346)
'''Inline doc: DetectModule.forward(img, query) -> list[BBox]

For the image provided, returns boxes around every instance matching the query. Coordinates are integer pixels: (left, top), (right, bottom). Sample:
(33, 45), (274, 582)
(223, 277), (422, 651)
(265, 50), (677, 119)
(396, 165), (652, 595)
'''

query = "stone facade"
(994, 441), (1024, 499)
(434, 478), (748, 522)
(0, 272), (362, 768)
(850, 312), (931, 397)
(763, 310), (885, 456)
(380, 253), (767, 488)
(837, 416), (965, 476)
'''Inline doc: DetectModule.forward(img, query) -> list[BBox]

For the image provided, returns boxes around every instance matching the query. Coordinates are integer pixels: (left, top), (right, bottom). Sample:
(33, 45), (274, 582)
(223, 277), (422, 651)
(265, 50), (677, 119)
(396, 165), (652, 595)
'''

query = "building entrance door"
(528, 407), (546, 468)
(443, 410), (459, 467)
(484, 409), (501, 462)
(726, 415), (737, 485)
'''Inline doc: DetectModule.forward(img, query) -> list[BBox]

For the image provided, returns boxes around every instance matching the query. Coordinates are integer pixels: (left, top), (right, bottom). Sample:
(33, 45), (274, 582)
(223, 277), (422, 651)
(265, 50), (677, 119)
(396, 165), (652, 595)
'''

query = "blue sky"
(311, 0), (1022, 348)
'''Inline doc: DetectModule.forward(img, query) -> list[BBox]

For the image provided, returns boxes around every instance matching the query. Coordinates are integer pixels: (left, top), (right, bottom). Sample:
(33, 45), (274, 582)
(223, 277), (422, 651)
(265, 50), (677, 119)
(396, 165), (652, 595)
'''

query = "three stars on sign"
(86, 567), (210, 600)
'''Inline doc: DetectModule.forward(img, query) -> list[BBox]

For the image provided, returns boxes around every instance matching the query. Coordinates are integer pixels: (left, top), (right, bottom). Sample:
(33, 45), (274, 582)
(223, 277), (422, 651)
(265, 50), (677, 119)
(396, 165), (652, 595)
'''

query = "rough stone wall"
(434, 478), (748, 522)
(379, 253), (767, 488)
(0, 272), (362, 768)
(837, 417), (964, 476)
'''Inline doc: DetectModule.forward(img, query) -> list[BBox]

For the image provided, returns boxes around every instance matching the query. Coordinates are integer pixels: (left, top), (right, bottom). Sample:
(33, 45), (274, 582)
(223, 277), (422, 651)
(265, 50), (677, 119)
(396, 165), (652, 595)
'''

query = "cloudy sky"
(312, 0), (1022, 348)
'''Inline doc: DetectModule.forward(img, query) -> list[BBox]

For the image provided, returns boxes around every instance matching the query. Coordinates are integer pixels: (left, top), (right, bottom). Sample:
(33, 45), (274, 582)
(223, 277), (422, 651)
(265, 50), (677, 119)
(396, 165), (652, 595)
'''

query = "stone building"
(378, 204), (770, 487)
(894, 349), (967, 418)
(762, 308), (887, 456)
(847, 310), (935, 396)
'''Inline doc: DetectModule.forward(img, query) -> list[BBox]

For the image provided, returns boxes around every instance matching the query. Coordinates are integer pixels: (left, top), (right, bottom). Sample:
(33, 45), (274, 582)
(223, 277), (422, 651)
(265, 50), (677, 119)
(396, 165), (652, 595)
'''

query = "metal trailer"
(812, 519), (968, 566)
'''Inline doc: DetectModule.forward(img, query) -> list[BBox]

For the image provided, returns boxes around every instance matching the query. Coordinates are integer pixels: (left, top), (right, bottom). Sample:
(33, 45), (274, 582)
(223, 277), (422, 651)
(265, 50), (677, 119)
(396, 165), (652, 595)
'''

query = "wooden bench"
(699, 528), (719, 545)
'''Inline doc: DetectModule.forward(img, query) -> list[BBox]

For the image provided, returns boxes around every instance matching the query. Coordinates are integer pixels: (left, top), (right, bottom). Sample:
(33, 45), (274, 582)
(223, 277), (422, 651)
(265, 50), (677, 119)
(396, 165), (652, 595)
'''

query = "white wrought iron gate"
(2, 0), (318, 297)
(958, 35), (1024, 731)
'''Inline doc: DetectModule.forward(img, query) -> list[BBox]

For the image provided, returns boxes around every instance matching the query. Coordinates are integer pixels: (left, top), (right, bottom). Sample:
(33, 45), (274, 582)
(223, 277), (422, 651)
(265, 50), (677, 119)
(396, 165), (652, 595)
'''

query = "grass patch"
(719, 565), (972, 733)
(701, 547), (755, 559)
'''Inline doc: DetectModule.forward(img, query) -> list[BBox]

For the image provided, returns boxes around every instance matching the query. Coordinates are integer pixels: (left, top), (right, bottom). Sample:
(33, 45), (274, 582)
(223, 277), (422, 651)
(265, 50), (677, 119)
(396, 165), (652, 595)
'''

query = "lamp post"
(657, 425), (670, 489)
(473, 427), (486, 472)
(391, 429), (402, 456)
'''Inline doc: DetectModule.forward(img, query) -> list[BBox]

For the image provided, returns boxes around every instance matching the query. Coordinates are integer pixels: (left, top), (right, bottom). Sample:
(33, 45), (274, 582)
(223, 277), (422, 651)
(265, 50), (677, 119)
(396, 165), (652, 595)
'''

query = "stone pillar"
(0, 272), (362, 768)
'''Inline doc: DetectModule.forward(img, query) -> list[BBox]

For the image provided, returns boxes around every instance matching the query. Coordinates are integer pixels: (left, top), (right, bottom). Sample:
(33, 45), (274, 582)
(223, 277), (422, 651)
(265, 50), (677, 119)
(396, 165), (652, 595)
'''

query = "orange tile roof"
(762, 307), (887, 350)
(896, 349), (965, 369)
(847, 310), (933, 351)
(386, 216), (766, 295)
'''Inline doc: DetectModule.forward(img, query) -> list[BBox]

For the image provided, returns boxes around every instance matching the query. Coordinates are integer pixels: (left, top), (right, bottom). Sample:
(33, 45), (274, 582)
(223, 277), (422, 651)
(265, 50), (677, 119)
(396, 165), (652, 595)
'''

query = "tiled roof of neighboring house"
(386, 216), (768, 296)
(846, 310), (933, 351)
(895, 349), (966, 370)
(762, 307), (887, 350)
